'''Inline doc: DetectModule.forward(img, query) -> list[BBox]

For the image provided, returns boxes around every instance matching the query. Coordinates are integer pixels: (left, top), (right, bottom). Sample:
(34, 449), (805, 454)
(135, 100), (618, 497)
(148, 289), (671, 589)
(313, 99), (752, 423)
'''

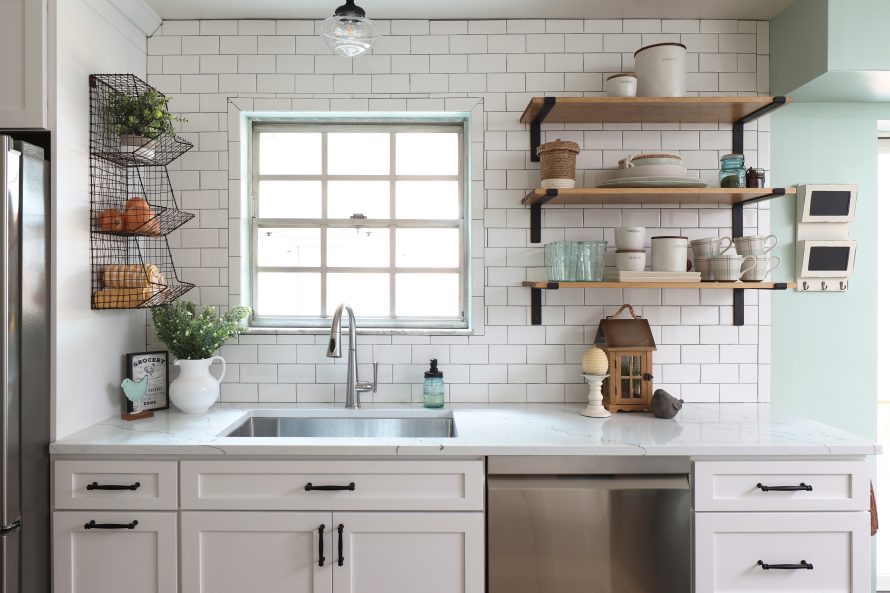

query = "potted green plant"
(105, 88), (184, 155)
(152, 301), (251, 414)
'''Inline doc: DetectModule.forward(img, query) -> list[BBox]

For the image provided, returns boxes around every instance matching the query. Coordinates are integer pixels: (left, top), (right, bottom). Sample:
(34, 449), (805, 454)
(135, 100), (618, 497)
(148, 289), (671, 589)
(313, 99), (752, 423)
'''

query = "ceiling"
(142, 0), (795, 21)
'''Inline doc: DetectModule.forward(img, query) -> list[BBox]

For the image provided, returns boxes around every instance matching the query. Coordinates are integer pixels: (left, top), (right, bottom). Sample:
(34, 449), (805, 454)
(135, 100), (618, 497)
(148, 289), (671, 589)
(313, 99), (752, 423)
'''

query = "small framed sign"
(126, 351), (169, 413)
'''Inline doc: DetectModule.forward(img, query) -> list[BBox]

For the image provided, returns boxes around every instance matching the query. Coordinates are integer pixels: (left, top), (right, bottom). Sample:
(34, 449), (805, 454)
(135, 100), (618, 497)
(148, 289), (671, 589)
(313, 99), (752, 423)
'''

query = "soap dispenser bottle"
(423, 359), (445, 409)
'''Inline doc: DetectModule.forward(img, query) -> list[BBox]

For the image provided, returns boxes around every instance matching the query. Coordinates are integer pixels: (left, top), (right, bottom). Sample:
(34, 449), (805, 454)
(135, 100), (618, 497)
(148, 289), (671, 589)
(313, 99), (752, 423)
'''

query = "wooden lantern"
(594, 304), (656, 413)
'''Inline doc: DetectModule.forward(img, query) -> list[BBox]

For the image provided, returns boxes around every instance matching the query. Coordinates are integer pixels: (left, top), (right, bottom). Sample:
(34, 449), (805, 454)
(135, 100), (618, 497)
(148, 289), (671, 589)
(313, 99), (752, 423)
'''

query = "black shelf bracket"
(530, 188), (560, 243)
(530, 283), (560, 325)
(732, 96), (787, 154)
(529, 97), (557, 162)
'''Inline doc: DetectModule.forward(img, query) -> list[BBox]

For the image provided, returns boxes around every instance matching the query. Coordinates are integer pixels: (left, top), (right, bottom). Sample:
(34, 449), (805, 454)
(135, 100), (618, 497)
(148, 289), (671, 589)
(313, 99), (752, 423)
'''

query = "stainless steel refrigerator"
(0, 135), (50, 593)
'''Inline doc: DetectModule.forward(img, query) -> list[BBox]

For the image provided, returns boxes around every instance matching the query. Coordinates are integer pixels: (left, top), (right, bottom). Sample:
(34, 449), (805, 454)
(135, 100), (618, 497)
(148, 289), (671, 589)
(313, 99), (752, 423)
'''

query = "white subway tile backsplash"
(149, 17), (770, 403)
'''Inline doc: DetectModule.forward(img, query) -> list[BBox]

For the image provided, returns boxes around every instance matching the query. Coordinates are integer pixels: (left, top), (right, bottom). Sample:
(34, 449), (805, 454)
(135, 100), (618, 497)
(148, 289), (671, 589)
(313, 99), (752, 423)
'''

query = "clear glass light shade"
(320, 15), (381, 57)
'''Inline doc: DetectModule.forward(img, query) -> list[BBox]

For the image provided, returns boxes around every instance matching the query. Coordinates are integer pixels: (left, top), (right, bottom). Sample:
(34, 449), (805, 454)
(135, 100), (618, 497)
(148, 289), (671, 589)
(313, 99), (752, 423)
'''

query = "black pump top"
(425, 359), (443, 379)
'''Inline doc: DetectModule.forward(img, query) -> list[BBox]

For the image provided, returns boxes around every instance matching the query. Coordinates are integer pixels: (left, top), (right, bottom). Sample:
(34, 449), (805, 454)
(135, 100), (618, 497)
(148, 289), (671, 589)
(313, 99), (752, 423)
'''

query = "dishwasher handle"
(488, 474), (690, 492)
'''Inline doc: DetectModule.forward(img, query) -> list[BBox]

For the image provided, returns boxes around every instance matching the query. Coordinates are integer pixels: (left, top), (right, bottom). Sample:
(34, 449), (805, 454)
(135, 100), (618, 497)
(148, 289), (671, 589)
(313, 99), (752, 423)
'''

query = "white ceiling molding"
(142, 0), (793, 21)
(110, 0), (162, 36)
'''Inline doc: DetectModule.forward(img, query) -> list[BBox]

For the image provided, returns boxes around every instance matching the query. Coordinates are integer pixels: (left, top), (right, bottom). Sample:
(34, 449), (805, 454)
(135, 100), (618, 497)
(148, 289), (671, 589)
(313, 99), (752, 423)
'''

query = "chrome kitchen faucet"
(326, 303), (377, 408)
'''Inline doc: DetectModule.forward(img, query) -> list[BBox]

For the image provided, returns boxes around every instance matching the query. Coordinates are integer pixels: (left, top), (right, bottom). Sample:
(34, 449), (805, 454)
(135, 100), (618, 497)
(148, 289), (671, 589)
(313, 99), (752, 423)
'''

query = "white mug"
(691, 236), (732, 258)
(733, 235), (777, 256)
(605, 73), (637, 97)
(614, 226), (645, 250)
(651, 236), (689, 272)
(708, 255), (756, 282)
(694, 257), (714, 282)
(741, 255), (781, 282)
(616, 250), (646, 272)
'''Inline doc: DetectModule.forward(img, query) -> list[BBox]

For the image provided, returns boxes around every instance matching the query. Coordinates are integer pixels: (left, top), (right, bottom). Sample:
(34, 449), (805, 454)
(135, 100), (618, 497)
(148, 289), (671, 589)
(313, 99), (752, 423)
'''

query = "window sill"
(246, 326), (474, 337)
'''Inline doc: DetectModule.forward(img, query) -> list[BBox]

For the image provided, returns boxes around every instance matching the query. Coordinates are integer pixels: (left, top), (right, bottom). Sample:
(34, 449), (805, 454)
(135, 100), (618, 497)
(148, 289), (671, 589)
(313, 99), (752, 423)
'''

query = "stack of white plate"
(541, 178), (576, 189)
(600, 153), (706, 188)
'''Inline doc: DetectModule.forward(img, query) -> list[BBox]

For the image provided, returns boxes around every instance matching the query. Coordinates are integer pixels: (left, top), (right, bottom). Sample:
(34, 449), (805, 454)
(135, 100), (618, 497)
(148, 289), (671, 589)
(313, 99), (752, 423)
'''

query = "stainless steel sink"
(222, 414), (457, 438)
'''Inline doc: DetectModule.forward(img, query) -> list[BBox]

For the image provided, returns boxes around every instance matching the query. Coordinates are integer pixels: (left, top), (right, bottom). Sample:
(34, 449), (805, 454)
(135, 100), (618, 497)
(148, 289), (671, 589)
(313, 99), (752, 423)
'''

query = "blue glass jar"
(423, 359), (445, 408)
(719, 153), (746, 188)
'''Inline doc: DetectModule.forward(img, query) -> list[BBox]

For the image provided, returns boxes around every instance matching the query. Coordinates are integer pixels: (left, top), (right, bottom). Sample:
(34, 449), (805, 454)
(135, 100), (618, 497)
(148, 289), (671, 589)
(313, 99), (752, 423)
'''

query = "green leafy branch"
(106, 88), (185, 138)
(152, 301), (251, 360)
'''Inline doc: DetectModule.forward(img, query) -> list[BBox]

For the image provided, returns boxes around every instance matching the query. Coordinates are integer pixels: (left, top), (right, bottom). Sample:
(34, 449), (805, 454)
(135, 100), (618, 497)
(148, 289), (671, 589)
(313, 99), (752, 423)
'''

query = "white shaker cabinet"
(0, 0), (46, 128)
(53, 511), (178, 593)
(181, 511), (333, 593)
(334, 512), (485, 593)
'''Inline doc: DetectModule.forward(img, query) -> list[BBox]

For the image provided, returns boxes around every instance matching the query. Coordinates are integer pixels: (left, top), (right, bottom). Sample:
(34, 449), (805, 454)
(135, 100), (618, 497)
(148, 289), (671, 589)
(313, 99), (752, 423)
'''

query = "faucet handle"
(356, 362), (378, 394)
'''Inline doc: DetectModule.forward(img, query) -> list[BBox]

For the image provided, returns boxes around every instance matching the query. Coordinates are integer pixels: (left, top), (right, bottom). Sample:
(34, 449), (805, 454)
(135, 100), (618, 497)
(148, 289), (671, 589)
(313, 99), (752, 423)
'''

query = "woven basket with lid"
(537, 139), (580, 182)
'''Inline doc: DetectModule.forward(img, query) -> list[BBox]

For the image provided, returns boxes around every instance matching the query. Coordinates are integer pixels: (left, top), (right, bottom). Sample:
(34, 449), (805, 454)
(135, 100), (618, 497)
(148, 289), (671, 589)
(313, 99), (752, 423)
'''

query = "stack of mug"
(692, 234), (780, 282)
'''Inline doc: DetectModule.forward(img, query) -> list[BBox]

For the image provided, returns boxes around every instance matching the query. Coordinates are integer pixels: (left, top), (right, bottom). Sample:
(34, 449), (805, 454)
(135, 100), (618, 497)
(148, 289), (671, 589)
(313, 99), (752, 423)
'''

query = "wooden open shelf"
(523, 281), (795, 290)
(522, 187), (796, 207)
(520, 96), (790, 125)
(524, 280), (795, 326)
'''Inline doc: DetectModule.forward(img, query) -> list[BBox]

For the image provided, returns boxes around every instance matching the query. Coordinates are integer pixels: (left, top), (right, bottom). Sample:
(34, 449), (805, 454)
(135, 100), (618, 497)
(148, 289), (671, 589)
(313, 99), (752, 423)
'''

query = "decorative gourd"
(98, 208), (124, 232)
(124, 196), (158, 233)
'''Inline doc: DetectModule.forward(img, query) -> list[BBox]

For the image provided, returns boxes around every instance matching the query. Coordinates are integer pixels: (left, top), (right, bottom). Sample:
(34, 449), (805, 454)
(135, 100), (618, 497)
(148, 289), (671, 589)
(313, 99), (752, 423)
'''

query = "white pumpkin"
(581, 347), (609, 375)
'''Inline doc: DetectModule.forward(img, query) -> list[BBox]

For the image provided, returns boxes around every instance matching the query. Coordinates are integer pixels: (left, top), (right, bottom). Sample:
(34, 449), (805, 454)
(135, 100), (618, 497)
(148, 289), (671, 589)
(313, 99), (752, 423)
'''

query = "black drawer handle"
(756, 482), (813, 492)
(83, 520), (138, 530)
(758, 560), (813, 570)
(337, 524), (344, 566)
(318, 524), (325, 567)
(305, 482), (356, 492)
(87, 481), (141, 491)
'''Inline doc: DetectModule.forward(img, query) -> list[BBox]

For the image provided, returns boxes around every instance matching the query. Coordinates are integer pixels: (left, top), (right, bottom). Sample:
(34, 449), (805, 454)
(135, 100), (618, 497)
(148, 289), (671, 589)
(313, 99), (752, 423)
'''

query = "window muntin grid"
(249, 120), (468, 329)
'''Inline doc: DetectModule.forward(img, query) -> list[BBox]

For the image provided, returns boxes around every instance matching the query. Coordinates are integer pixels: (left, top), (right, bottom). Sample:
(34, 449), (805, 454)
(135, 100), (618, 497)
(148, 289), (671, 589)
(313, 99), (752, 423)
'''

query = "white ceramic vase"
(169, 356), (226, 414)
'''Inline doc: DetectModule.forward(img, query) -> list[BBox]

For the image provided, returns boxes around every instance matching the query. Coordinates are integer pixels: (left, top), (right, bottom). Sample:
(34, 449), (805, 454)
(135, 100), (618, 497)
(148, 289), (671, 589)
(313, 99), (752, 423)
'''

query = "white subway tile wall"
(146, 18), (773, 405)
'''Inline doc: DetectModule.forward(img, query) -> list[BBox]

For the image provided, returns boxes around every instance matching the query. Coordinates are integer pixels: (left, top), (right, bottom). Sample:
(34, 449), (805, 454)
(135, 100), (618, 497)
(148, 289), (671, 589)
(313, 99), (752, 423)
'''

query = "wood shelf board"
(520, 96), (790, 125)
(521, 187), (796, 206)
(522, 281), (795, 290)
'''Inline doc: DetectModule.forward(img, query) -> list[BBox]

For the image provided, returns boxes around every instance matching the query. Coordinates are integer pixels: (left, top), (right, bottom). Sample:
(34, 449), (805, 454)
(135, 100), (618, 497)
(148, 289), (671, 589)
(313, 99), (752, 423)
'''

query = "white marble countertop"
(49, 403), (880, 457)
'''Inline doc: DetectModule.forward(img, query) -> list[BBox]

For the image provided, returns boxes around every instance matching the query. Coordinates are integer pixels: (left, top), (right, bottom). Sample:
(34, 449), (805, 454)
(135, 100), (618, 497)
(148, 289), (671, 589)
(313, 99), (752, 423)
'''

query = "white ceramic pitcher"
(169, 356), (226, 414)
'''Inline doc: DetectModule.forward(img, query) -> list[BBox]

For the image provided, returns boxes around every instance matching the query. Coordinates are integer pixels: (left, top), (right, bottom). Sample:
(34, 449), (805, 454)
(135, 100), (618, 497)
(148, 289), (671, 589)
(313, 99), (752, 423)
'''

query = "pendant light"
(320, 0), (382, 58)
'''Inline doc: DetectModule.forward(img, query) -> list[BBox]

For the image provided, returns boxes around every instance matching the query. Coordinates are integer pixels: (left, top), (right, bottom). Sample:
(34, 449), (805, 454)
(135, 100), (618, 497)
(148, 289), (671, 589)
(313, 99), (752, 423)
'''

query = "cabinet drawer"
(693, 461), (868, 512)
(53, 511), (178, 593)
(694, 512), (870, 593)
(180, 460), (484, 511)
(54, 461), (178, 510)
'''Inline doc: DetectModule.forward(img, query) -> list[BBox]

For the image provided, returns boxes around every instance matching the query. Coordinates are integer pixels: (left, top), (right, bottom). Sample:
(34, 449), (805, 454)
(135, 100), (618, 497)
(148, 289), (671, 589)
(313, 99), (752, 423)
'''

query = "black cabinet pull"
(87, 481), (141, 491)
(318, 524), (326, 567)
(758, 560), (813, 570)
(305, 482), (356, 492)
(83, 520), (138, 530)
(756, 482), (813, 492)
(337, 524), (344, 566)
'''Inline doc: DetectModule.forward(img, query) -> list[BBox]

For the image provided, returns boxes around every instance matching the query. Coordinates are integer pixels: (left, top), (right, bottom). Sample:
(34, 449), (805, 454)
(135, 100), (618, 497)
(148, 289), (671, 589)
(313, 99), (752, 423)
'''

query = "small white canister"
(651, 235), (689, 272)
(605, 73), (637, 97)
(634, 42), (687, 97)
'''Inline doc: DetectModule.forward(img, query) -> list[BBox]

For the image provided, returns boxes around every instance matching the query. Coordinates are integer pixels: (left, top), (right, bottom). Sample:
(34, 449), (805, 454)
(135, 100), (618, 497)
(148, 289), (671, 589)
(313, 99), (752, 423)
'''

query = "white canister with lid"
(634, 42), (687, 97)
(651, 235), (689, 272)
(605, 73), (637, 97)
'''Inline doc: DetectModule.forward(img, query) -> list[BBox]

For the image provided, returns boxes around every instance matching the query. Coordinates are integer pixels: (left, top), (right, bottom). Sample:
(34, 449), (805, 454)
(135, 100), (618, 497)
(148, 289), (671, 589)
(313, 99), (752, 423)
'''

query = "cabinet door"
(334, 512), (484, 593)
(181, 511), (333, 593)
(0, 0), (45, 127)
(53, 511), (177, 593)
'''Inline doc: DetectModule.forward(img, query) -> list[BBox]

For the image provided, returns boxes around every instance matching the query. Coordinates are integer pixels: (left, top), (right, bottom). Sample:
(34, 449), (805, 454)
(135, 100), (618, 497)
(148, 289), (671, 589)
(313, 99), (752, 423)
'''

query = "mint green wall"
(771, 104), (886, 440)
(770, 0), (829, 96)
(828, 0), (890, 70)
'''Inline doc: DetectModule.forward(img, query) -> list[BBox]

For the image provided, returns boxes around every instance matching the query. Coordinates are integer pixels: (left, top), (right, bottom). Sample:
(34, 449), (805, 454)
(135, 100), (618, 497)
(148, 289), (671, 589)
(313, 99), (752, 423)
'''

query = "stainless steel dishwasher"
(488, 457), (691, 593)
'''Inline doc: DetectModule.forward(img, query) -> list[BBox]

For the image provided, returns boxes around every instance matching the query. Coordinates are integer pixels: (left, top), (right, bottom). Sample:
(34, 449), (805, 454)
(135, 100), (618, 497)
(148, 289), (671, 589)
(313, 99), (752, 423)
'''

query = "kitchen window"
(248, 118), (469, 330)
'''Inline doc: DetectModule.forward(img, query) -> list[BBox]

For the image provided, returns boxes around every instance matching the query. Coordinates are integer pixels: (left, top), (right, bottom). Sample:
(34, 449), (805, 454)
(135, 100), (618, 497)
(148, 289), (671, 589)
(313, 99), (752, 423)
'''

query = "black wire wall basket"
(89, 73), (195, 309)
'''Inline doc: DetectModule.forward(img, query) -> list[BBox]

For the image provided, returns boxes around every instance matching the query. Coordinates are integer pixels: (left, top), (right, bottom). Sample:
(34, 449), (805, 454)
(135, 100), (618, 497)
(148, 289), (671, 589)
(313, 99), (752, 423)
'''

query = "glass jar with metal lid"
(719, 153), (746, 188)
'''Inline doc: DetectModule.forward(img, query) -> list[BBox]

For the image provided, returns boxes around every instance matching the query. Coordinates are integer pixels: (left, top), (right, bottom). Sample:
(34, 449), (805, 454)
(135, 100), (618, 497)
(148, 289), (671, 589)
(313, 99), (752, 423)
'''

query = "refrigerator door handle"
(0, 517), (20, 536)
